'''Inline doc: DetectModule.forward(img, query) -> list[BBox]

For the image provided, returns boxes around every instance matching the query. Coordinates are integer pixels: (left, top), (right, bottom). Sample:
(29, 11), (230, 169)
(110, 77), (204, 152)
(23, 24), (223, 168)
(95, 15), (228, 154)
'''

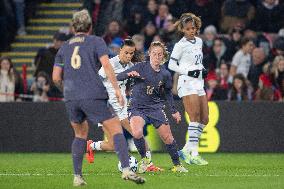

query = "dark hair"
(240, 37), (253, 47)
(230, 73), (249, 101)
(36, 71), (50, 85)
(0, 56), (14, 81)
(121, 38), (145, 62)
(121, 38), (135, 48)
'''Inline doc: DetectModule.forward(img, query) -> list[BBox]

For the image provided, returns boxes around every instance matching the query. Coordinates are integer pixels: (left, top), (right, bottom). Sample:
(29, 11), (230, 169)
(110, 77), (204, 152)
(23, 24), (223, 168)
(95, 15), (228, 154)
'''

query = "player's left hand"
(172, 111), (181, 124)
(115, 89), (125, 107)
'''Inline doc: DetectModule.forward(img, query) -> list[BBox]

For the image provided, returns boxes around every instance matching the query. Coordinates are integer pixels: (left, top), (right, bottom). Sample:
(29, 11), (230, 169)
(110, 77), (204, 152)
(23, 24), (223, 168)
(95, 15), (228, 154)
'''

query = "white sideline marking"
(0, 173), (280, 177)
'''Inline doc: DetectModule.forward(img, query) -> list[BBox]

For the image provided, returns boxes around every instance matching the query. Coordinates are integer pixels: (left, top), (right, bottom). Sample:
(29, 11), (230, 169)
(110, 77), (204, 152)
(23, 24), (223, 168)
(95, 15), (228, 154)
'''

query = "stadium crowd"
(1, 0), (284, 102)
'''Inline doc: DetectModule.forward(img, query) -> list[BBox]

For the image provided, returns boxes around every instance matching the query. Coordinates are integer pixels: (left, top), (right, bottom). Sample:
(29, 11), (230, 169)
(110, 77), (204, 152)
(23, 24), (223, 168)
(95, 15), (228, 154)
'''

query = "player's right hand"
(115, 89), (125, 107)
(127, 71), (140, 77)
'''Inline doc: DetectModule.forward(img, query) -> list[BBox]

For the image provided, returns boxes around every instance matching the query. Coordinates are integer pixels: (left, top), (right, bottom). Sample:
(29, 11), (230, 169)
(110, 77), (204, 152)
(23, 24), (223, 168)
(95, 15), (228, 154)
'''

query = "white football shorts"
(177, 75), (206, 97)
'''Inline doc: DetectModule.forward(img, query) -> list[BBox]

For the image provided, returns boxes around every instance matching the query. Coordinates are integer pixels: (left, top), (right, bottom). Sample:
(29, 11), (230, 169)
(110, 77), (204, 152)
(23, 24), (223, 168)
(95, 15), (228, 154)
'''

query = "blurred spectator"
(204, 37), (231, 71)
(144, 0), (158, 24)
(108, 37), (123, 57)
(228, 73), (252, 101)
(202, 25), (217, 57)
(132, 34), (146, 52)
(165, 0), (187, 19)
(34, 31), (67, 78)
(30, 71), (62, 102)
(155, 4), (172, 29)
(0, 0), (16, 51)
(220, 0), (255, 33)
(13, 0), (26, 35)
(101, 0), (125, 27)
(227, 28), (244, 56)
(132, 34), (146, 62)
(229, 37), (255, 83)
(103, 19), (128, 46)
(248, 47), (267, 91)
(160, 18), (181, 49)
(243, 28), (271, 57)
(0, 56), (23, 102)
(125, 7), (145, 36)
(188, 0), (221, 31)
(143, 22), (157, 49)
(271, 55), (284, 98)
(255, 63), (282, 101)
(205, 71), (228, 101)
(218, 62), (230, 89)
(83, 0), (102, 31)
(30, 71), (50, 102)
(271, 36), (284, 59)
(251, 0), (283, 33)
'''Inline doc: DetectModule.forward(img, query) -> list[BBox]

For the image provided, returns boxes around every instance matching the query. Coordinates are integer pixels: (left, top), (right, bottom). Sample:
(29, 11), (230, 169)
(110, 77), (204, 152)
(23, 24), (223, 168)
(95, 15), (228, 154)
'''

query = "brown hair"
(149, 41), (169, 65)
(0, 56), (15, 81)
(174, 12), (202, 35)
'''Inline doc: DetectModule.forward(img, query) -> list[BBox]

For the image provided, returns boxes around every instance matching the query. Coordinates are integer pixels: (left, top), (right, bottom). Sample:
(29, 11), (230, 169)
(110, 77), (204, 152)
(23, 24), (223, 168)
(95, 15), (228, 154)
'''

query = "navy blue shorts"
(128, 107), (168, 129)
(65, 99), (116, 124)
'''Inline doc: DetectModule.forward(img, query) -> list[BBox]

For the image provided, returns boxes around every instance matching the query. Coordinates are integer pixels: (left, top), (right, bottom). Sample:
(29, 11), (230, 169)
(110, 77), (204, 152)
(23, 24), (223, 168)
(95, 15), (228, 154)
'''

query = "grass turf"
(0, 153), (283, 189)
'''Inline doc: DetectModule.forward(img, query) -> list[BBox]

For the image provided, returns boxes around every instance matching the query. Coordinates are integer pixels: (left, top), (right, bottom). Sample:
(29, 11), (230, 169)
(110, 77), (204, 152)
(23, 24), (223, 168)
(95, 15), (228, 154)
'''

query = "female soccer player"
(53, 10), (145, 186)
(117, 41), (188, 173)
(168, 13), (209, 165)
(86, 38), (162, 172)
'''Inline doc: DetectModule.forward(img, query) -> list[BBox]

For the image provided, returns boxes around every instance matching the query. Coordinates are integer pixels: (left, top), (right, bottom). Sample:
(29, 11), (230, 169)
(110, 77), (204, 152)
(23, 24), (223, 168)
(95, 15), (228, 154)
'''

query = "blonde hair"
(149, 41), (169, 65)
(71, 9), (92, 33)
(271, 55), (284, 78)
(174, 12), (202, 35)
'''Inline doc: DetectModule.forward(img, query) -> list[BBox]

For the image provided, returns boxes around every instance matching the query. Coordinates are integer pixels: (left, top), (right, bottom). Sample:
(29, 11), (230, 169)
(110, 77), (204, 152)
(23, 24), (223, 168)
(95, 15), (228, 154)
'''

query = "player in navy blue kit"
(52, 10), (145, 186)
(117, 41), (188, 173)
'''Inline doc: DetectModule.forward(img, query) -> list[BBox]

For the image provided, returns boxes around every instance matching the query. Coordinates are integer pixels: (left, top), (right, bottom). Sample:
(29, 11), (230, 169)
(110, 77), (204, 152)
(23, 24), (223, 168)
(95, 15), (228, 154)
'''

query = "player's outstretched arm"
(100, 55), (124, 106)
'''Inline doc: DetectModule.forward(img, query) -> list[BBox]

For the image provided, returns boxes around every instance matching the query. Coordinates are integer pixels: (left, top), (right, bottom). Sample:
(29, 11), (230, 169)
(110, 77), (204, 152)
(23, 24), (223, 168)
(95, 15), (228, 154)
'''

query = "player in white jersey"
(168, 12), (209, 165)
(86, 39), (162, 172)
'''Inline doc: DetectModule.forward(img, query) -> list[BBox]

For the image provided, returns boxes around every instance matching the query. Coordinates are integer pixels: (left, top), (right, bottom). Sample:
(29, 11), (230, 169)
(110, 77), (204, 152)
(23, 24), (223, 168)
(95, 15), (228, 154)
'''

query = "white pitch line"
(0, 173), (280, 177)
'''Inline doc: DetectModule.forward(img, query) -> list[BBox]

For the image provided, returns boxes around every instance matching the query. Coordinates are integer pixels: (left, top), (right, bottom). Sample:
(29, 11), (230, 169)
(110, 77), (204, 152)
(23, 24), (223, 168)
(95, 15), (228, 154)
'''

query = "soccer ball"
(118, 156), (138, 173)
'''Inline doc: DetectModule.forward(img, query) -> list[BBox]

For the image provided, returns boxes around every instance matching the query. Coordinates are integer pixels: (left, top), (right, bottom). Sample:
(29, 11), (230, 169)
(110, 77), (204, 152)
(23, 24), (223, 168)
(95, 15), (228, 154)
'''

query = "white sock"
(186, 122), (200, 157)
(145, 150), (152, 161)
(91, 141), (102, 151)
(197, 123), (206, 138)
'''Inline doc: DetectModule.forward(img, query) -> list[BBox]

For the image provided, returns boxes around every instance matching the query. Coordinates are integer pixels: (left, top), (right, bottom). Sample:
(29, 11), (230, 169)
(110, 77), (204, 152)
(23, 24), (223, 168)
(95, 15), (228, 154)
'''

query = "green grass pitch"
(0, 153), (283, 189)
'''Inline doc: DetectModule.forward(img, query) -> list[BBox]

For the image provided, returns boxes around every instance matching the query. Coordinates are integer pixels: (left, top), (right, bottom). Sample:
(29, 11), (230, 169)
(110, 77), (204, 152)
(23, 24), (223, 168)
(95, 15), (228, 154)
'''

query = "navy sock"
(71, 137), (86, 176)
(165, 140), (180, 166)
(113, 133), (130, 169)
(133, 137), (146, 158)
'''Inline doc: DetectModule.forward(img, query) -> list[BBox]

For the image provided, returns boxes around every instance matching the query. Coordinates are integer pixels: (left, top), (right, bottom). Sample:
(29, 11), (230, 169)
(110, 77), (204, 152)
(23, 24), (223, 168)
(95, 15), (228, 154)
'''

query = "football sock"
(72, 137), (86, 176)
(133, 137), (146, 158)
(197, 123), (206, 138)
(91, 141), (102, 151)
(185, 122), (200, 157)
(165, 140), (180, 166)
(113, 133), (130, 169)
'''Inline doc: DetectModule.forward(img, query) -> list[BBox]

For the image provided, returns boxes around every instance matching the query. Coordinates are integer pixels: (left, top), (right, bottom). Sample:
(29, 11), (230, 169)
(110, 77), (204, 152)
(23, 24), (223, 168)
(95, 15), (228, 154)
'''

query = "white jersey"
(98, 55), (133, 121)
(170, 36), (204, 74)
(99, 55), (133, 95)
(168, 36), (206, 97)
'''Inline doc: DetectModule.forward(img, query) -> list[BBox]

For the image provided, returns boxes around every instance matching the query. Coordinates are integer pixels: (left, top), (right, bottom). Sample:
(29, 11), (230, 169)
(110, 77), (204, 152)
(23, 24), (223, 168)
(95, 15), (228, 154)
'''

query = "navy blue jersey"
(117, 61), (176, 113)
(54, 34), (109, 100)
